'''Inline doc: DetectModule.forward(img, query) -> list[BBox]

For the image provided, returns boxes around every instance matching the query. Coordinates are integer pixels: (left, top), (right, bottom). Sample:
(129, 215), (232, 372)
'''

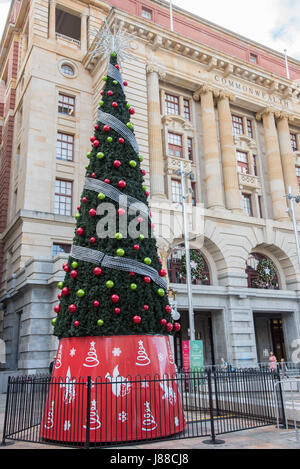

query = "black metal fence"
(1, 369), (284, 448)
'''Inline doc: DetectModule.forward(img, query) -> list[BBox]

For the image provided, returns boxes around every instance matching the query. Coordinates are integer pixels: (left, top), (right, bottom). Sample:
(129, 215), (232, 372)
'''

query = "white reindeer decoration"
(105, 365), (131, 398)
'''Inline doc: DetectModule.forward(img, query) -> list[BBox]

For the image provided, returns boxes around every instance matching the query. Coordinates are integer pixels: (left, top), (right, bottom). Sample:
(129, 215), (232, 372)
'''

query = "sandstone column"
(48, 0), (56, 40)
(80, 11), (88, 55)
(256, 108), (288, 221)
(194, 85), (224, 209)
(146, 64), (166, 198)
(217, 91), (242, 213)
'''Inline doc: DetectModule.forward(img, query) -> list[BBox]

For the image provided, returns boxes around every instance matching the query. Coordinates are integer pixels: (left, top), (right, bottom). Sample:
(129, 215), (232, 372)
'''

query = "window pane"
(165, 94), (179, 115)
(232, 115), (244, 135)
(171, 180), (182, 203)
(57, 132), (74, 161)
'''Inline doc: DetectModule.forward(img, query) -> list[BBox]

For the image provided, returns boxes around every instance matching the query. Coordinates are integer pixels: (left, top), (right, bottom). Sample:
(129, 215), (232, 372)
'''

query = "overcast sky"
(0, 0), (299, 59)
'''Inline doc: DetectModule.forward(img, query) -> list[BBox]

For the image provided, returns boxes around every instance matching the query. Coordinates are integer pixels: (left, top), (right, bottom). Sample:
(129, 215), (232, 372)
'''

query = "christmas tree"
(43, 23), (184, 444)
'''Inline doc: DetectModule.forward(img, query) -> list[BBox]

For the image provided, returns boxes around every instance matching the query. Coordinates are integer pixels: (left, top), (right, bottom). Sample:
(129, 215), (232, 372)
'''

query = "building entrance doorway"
(254, 314), (287, 363)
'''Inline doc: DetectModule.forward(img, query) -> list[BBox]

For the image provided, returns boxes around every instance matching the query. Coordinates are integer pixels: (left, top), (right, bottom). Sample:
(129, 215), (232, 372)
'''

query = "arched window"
(246, 253), (279, 290)
(167, 245), (210, 285)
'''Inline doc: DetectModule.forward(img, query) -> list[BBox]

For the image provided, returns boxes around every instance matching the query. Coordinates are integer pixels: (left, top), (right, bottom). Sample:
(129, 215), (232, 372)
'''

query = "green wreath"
(180, 250), (206, 280)
(256, 257), (276, 283)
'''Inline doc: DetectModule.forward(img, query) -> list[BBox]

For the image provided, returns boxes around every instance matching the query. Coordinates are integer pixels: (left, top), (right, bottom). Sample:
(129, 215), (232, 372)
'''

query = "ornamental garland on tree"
(180, 249), (206, 281)
(52, 25), (180, 338)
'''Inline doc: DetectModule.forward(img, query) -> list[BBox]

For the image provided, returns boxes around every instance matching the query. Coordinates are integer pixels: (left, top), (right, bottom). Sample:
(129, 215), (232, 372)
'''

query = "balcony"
(238, 172), (261, 190)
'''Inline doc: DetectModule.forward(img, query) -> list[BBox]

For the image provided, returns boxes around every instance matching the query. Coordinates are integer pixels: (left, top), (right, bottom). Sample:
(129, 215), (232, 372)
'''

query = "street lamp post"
(177, 161), (195, 341)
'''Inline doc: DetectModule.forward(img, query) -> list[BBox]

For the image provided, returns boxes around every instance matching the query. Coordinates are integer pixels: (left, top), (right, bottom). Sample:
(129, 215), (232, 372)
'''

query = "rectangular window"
(58, 93), (75, 116)
(171, 179), (182, 204)
(258, 195), (263, 219)
(141, 6), (152, 20)
(191, 182), (196, 206)
(52, 243), (71, 257)
(250, 53), (258, 64)
(56, 132), (74, 161)
(168, 132), (183, 158)
(55, 8), (81, 42)
(242, 193), (253, 217)
(165, 93), (179, 115)
(290, 133), (298, 152)
(183, 99), (191, 120)
(187, 137), (193, 161)
(247, 119), (253, 138)
(237, 150), (249, 174)
(253, 155), (258, 176)
(232, 115), (244, 135)
(54, 179), (73, 216)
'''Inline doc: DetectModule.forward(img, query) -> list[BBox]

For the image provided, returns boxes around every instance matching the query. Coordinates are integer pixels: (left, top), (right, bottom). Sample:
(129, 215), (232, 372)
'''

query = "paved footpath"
(0, 393), (299, 450)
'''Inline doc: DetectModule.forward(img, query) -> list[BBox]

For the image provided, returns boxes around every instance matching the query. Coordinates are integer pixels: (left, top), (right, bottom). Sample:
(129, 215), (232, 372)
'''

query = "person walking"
(269, 351), (277, 372)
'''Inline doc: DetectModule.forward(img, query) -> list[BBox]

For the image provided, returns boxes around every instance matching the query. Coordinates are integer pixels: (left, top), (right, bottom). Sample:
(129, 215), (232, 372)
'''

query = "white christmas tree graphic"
(141, 401), (157, 432)
(83, 400), (101, 430)
(83, 341), (100, 368)
(136, 340), (151, 367)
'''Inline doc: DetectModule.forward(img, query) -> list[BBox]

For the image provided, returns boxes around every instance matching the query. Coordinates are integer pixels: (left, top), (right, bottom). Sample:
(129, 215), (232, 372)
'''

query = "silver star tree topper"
(89, 20), (136, 65)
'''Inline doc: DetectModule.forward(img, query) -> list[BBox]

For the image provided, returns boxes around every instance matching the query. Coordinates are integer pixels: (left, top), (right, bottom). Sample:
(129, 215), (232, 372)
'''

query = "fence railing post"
(203, 369), (225, 446)
(85, 376), (91, 449)
(274, 371), (286, 428)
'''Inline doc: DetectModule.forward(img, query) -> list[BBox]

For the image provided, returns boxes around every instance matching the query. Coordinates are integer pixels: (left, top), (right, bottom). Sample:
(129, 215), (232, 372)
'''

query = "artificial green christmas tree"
(42, 23), (184, 444)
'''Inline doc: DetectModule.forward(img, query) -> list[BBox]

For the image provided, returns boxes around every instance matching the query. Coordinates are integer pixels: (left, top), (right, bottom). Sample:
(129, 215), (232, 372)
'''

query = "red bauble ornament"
(123, 81), (128, 86)
(77, 205), (81, 211)
(74, 321), (80, 327)
(93, 267), (102, 276)
(58, 293), (62, 300)
(107, 90), (113, 96)
(91, 173), (96, 179)
(114, 307), (121, 315)
(63, 264), (70, 272)
(118, 180), (126, 189)
(93, 300), (100, 308)
(93, 140), (100, 148)
(89, 208), (97, 217)
(113, 160), (121, 168)
(133, 244), (140, 251)
(54, 305), (60, 314)
(70, 270), (78, 279)
(165, 305), (172, 314)
(141, 169), (146, 176)
(115, 64), (120, 70)
(90, 136), (96, 142)
(166, 323), (173, 332)
(117, 208), (126, 216)
(100, 90), (104, 96)
(160, 319), (167, 326)
(103, 125), (111, 132)
(76, 227), (84, 236)
(118, 137), (124, 144)
(144, 276), (151, 284)
(145, 191), (150, 197)
(90, 237), (96, 244)
(62, 287), (70, 296)
(133, 315), (142, 324)
(111, 294), (120, 304)
(104, 178), (111, 184)
(129, 272), (136, 276)
(68, 304), (77, 314)
(144, 305), (149, 311)
(129, 108), (135, 114)
(94, 124), (100, 129)
(159, 269), (167, 277)
(112, 102), (118, 108)
(82, 197), (87, 203)
(174, 323), (181, 332)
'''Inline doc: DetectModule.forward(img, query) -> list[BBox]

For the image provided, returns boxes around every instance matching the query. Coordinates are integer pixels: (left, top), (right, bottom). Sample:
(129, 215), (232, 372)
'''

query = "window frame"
(171, 178), (182, 204)
(232, 114), (244, 135)
(242, 192), (253, 217)
(237, 150), (250, 174)
(141, 6), (153, 20)
(52, 243), (72, 257)
(165, 93), (180, 116)
(54, 178), (73, 216)
(168, 132), (183, 158)
(183, 98), (191, 120)
(56, 131), (74, 162)
(58, 93), (75, 117)
(290, 133), (298, 152)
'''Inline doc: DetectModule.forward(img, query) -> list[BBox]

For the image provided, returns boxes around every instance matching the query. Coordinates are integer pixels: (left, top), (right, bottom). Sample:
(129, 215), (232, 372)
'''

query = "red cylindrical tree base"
(41, 335), (186, 444)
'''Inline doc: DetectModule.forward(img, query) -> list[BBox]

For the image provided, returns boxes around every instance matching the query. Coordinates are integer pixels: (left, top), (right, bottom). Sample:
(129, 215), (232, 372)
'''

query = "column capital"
(217, 90), (236, 103)
(146, 63), (166, 80)
(255, 107), (277, 121)
(274, 111), (294, 123)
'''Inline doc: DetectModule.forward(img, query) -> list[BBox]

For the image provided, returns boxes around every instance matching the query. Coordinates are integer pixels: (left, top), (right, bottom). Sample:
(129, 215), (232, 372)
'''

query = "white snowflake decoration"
(70, 347), (76, 357)
(112, 347), (122, 357)
(118, 411), (128, 423)
(89, 20), (136, 65)
(174, 417), (179, 427)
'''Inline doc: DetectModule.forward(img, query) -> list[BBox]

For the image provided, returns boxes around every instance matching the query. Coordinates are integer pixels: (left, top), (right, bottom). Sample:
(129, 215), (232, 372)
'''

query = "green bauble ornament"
(58, 282), (64, 290)
(97, 319), (104, 327)
(77, 289), (85, 298)
(97, 152), (105, 159)
(126, 122), (133, 129)
(107, 137), (113, 143)
(99, 100), (104, 106)
(115, 232), (123, 240)
(129, 160), (137, 168)
(116, 248), (125, 257)
(51, 318), (57, 326)
(111, 51), (116, 57)
(98, 192), (106, 200)
(86, 152), (91, 159)
(75, 213), (80, 220)
(130, 283), (137, 291)
(139, 234), (145, 241)
(142, 185), (147, 192)
(126, 103), (131, 109)
(144, 257), (152, 265)
(102, 76), (108, 81)
(106, 280), (114, 289)
(71, 262), (78, 269)
(157, 288), (165, 297)
(138, 155), (144, 161)
(113, 80), (118, 85)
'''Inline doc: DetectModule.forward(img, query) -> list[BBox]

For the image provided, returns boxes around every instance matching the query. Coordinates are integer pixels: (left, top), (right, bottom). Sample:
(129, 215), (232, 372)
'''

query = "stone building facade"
(1, 0), (300, 387)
